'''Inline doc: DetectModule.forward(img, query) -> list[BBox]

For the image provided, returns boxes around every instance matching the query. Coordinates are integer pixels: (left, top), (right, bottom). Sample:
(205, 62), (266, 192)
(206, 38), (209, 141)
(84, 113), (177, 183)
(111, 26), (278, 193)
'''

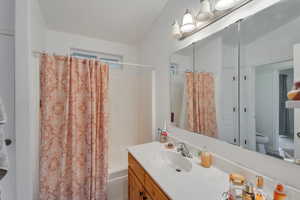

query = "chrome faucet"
(177, 142), (192, 158)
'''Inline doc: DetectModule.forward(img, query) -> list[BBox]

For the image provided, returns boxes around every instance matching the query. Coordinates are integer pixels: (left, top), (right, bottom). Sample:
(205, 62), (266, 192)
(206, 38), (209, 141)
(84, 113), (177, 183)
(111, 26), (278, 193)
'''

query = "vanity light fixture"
(180, 9), (196, 33)
(215, 0), (242, 11)
(196, 0), (213, 22)
(173, 0), (251, 40)
(172, 20), (182, 39)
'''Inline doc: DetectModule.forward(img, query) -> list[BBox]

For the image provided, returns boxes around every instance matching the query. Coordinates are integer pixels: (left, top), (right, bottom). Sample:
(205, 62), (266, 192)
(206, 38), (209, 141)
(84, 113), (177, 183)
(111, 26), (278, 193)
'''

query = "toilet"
(256, 133), (269, 154)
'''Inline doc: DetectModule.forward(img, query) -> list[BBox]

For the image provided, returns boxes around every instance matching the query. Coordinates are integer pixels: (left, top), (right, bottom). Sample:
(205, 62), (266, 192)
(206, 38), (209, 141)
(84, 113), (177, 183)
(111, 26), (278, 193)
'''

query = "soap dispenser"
(159, 120), (168, 143)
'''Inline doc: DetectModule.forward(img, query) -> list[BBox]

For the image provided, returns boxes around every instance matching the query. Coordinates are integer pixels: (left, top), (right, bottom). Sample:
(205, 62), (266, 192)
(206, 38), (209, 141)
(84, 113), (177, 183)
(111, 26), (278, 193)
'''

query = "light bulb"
(181, 9), (196, 33)
(197, 0), (213, 21)
(215, 0), (237, 11)
(172, 21), (182, 39)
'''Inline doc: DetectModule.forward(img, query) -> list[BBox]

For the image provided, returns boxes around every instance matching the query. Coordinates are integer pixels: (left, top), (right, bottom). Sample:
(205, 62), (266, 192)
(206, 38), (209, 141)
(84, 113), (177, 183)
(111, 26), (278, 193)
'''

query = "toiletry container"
(273, 184), (287, 200)
(229, 173), (246, 199)
(287, 81), (300, 100)
(200, 147), (212, 168)
(242, 182), (255, 200)
(160, 120), (168, 143)
(255, 176), (266, 200)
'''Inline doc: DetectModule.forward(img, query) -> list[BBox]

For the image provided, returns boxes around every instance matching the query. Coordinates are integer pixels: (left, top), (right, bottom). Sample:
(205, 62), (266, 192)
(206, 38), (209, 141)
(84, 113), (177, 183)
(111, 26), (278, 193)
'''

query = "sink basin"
(161, 151), (192, 173)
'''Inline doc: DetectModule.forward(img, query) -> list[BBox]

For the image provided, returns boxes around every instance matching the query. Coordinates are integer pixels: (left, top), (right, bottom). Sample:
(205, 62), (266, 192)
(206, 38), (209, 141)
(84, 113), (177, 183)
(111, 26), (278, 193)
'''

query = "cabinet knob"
(5, 139), (12, 146)
(297, 132), (300, 138)
(139, 192), (144, 196)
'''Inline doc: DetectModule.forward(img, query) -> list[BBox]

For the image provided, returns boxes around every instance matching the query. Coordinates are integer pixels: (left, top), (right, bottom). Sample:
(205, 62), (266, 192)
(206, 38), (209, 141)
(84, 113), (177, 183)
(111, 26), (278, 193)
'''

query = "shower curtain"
(186, 72), (218, 138)
(39, 55), (109, 200)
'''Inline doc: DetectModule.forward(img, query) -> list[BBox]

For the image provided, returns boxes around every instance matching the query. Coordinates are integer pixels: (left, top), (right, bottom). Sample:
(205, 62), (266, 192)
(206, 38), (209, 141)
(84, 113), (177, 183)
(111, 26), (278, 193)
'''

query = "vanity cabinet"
(128, 153), (169, 200)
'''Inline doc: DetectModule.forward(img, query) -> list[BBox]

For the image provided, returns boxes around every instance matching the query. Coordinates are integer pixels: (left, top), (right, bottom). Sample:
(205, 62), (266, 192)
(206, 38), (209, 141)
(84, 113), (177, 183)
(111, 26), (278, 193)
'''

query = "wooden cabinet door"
(128, 168), (144, 200)
(128, 153), (145, 183)
(143, 192), (153, 200)
(145, 173), (169, 200)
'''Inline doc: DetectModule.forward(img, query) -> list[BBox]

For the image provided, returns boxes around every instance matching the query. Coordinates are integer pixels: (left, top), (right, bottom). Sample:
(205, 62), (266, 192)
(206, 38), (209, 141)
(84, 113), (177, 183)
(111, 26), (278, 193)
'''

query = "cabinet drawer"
(128, 153), (145, 183)
(145, 173), (169, 200)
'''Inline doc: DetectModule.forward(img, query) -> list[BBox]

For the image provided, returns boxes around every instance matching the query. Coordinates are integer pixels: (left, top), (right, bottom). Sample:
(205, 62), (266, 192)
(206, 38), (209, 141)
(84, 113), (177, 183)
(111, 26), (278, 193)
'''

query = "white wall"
(15, 0), (33, 198)
(0, 0), (15, 199)
(15, 0), (47, 199)
(243, 15), (300, 67)
(45, 30), (138, 62)
(0, 33), (15, 200)
(30, 1), (47, 199)
(0, 0), (14, 35)
(108, 69), (152, 172)
(138, 0), (300, 189)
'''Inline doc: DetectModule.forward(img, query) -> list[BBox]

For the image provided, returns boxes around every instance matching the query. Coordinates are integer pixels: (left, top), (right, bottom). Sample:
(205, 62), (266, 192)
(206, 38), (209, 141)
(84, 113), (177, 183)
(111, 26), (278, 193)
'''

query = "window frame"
(70, 48), (123, 69)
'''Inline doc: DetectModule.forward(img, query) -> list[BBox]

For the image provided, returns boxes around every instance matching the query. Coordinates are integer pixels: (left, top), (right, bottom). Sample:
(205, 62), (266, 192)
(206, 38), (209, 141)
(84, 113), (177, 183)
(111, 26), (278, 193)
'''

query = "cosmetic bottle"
(242, 182), (255, 200)
(229, 173), (246, 199)
(200, 147), (212, 168)
(273, 184), (287, 200)
(255, 176), (266, 200)
(160, 120), (168, 143)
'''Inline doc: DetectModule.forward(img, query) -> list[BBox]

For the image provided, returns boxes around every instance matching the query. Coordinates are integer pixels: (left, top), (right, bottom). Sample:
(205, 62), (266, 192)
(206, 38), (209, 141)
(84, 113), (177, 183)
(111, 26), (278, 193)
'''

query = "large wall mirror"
(170, 0), (300, 165)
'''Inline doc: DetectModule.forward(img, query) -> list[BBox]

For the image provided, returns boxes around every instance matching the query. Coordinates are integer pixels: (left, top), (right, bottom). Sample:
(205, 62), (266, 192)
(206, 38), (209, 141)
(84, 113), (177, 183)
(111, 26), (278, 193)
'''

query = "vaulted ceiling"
(40, 0), (169, 45)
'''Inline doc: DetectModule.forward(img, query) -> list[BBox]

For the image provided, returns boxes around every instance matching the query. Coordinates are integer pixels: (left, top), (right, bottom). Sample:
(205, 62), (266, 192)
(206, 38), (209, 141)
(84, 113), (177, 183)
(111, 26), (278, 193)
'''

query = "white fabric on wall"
(0, 97), (8, 174)
(0, 98), (6, 124)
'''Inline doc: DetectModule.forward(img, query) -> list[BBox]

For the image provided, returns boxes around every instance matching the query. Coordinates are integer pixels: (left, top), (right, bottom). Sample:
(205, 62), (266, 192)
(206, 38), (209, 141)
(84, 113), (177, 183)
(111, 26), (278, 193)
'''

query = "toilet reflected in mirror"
(256, 133), (269, 154)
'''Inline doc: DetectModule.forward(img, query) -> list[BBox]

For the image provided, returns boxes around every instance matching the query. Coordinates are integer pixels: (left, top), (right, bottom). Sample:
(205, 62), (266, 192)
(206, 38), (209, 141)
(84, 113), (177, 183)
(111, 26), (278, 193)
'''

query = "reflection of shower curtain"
(186, 72), (218, 138)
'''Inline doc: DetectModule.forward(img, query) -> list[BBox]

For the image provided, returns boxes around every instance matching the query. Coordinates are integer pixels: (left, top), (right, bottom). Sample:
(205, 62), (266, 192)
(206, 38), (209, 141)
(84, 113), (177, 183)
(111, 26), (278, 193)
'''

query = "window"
(70, 49), (123, 69)
(71, 52), (97, 59)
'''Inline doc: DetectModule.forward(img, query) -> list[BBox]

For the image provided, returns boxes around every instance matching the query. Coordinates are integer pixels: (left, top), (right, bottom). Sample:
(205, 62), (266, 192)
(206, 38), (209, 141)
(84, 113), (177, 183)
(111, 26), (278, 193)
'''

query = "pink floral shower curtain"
(186, 72), (218, 138)
(39, 54), (109, 200)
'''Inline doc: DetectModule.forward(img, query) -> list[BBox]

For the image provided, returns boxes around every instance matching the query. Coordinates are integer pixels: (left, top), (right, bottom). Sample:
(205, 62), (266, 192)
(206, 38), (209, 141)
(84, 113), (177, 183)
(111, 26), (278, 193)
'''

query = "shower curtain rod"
(32, 51), (155, 70)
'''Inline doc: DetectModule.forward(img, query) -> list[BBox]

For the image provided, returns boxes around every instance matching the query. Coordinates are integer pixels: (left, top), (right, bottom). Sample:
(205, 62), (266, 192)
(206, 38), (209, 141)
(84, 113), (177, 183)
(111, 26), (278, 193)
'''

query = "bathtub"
(108, 167), (128, 200)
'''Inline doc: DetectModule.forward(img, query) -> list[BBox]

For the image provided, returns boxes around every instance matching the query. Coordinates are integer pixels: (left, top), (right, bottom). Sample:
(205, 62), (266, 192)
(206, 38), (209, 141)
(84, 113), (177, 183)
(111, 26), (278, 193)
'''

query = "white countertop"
(128, 142), (229, 200)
